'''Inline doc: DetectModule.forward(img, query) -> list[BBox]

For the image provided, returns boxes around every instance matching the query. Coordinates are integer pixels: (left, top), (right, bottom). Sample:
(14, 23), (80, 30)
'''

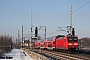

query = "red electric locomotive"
(54, 35), (79, 53)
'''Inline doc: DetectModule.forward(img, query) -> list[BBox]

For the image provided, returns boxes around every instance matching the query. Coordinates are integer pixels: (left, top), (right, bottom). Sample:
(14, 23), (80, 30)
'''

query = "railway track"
(32, 49), (90, 60)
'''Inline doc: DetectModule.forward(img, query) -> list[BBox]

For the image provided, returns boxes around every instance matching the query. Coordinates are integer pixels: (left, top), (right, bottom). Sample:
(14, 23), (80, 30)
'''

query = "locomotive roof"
(46, 35), (65, 40)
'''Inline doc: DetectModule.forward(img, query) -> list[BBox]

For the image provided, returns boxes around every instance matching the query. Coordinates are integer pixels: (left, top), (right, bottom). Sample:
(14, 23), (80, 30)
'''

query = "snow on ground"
(0, 49), (33, 60)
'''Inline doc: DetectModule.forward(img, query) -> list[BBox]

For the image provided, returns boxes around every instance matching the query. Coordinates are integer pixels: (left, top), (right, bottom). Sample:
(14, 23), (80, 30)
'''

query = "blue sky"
(0, 0), (90, 41)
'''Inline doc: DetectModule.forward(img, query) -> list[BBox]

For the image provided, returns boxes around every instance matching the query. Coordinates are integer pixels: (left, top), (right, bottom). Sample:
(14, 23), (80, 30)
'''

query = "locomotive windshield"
(68, 37), (78, 42)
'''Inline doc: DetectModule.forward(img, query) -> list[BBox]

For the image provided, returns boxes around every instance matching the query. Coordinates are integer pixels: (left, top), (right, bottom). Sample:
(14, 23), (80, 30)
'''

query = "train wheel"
(53, 48), (55, 51)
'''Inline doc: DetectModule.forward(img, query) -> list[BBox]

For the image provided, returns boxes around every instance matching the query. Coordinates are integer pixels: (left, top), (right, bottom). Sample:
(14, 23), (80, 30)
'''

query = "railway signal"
(35, 27), (38, 37)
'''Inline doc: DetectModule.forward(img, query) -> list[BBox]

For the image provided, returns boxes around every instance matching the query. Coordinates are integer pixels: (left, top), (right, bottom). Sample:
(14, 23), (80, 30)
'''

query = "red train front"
(55, 35), (79, 53)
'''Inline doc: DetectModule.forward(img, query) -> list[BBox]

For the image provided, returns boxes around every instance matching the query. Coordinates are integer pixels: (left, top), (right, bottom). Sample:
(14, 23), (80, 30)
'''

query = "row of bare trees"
(79, 37), (90, 49)
(80, 37), (90, 46)
(0, 35), (12, 54)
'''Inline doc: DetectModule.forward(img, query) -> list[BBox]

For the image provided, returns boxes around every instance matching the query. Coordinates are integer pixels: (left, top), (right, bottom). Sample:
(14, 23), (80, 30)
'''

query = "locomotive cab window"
(68, 37), (78, 42)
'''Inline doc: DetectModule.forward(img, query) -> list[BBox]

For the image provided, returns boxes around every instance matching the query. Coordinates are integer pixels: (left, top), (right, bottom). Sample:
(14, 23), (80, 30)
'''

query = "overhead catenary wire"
(46, 0), (90, 37)
(48, 18), (90, 36)
(73, 0), (85, 9)
(73, 18), (90, 26)
(72, 1), (90, 13)
(42, 0), (86, 36)
(47, 0), (90, 30)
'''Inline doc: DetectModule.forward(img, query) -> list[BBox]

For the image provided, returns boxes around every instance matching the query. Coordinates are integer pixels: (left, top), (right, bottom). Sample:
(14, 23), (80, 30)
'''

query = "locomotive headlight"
(68, 43), (72, 45)
(74, 43), (78, 45)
